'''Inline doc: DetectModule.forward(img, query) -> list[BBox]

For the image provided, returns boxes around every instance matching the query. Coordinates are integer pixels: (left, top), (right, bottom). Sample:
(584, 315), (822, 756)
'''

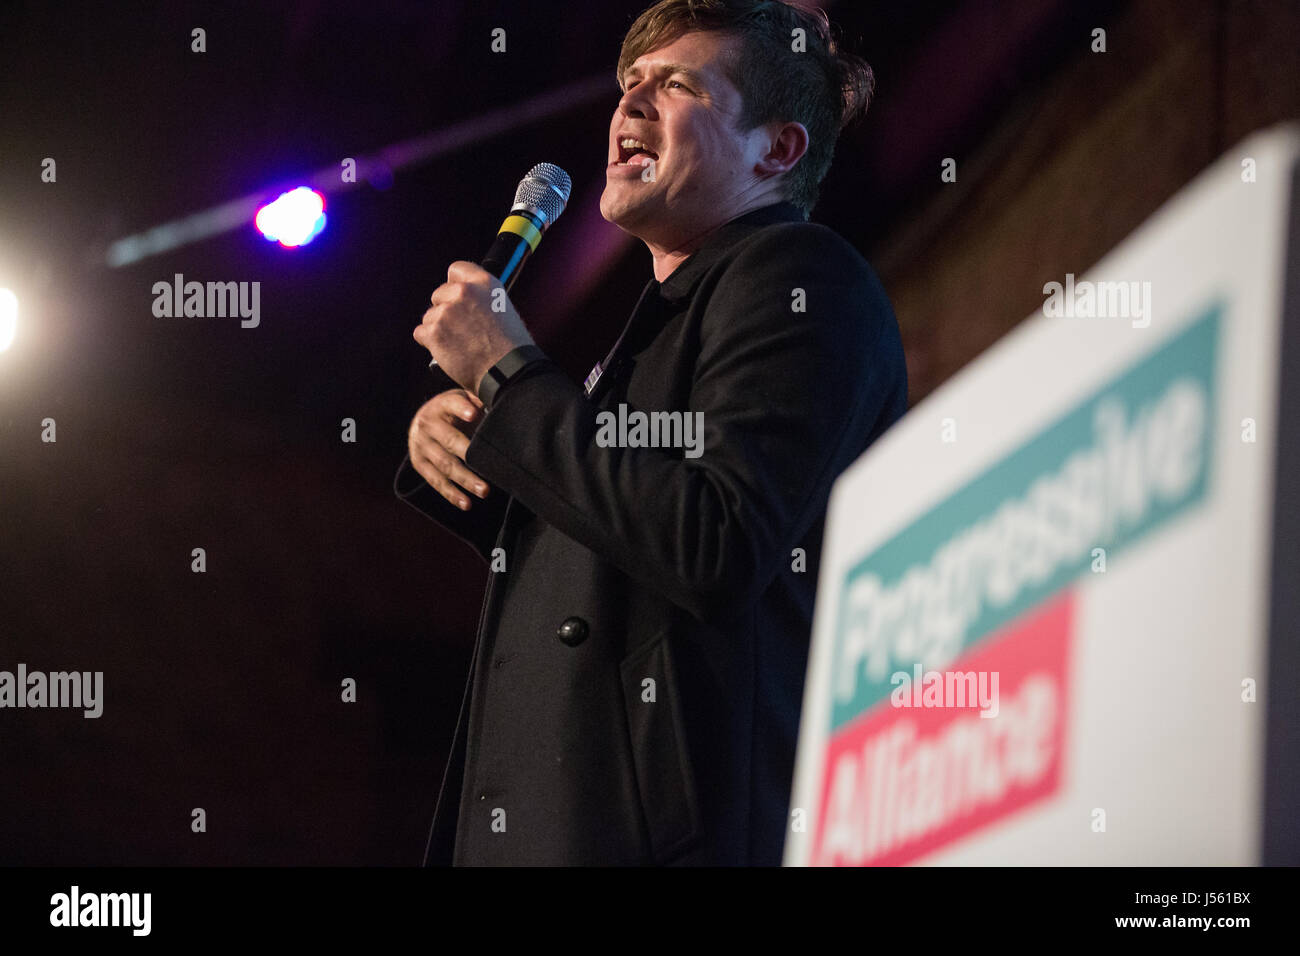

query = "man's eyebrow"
(622, 63), (708, 88)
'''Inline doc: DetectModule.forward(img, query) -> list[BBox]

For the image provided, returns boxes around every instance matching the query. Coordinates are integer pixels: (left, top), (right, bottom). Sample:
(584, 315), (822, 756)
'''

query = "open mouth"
(616, 137), (660, 165)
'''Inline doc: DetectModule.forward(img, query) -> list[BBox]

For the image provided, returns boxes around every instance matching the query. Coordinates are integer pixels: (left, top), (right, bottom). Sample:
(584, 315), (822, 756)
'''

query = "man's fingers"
(447, 260), (491, 285)
(408, 447), (459, 505)
(415, 435), (484, 496)
(411, 446), (485, 510)
(447, 393), (482, 421)
(406, 389), (492, 508)
(411, 417), (490, 498)
(427, 387), (482, 422)
(439, 445), (490, 499)
(421, 413), (472, 465)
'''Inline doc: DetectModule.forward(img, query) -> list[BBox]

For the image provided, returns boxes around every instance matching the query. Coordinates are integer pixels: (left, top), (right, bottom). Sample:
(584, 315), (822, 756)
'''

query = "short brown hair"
(616, 0), (875, 218)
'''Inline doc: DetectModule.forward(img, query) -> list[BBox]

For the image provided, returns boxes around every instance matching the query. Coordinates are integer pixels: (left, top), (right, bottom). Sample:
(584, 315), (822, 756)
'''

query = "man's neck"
(644, 195), (790, 282)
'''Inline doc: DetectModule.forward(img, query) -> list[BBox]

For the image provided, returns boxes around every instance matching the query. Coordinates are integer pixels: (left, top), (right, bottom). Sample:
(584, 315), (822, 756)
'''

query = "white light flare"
(254, 187), (327, 248)
(0, 288), (17, 352)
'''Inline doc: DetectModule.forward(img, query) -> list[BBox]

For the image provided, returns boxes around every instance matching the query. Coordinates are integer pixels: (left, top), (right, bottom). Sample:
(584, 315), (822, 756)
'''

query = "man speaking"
(394, 0), (907, 865)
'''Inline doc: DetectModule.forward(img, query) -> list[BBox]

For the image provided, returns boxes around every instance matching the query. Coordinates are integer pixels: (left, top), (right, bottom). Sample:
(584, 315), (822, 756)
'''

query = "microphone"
(429, 162), (572, 370)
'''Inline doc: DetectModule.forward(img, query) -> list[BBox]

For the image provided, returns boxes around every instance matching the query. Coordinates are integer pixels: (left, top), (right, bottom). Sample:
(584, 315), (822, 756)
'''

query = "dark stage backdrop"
(0, 0), (1296, 864)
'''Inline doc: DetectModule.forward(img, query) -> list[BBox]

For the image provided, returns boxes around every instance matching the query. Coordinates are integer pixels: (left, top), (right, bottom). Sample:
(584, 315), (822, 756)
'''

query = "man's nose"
(617, 84), (655, 120)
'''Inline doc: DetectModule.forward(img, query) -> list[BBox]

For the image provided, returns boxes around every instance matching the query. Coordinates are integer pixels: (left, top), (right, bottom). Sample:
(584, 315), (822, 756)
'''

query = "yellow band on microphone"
(499, 215), (542, 251)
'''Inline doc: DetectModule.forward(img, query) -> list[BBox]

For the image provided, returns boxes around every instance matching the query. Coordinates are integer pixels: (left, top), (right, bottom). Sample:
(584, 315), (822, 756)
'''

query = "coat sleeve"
(393, 452), (509, 564)
(463, 224), (905, 623)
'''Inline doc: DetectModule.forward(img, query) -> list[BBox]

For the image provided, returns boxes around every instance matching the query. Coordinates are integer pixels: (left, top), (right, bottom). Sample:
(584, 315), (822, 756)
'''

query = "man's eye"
(622, 76), (691, 93)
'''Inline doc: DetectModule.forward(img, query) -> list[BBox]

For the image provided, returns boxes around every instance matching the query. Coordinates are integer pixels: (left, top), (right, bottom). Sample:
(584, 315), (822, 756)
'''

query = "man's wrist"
(477, 344), (551, 411)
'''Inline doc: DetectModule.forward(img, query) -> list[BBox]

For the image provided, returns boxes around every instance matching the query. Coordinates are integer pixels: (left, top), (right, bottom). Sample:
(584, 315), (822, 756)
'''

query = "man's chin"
(599, 189), (647, 230)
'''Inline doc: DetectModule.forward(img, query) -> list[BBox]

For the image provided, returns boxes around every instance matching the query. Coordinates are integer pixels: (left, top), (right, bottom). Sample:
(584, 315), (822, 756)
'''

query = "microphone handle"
(429, 209), (545, 371)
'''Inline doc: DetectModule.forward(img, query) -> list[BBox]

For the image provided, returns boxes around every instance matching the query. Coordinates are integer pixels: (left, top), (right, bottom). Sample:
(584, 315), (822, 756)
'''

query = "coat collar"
(656, 201), (807, 304)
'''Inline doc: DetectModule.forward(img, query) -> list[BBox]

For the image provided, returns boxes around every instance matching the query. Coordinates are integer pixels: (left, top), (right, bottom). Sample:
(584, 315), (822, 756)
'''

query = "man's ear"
(755, 120), (809, 177)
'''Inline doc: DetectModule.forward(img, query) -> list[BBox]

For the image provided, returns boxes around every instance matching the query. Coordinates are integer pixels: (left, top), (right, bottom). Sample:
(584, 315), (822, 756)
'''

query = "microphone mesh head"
(512, 163), (572, 225)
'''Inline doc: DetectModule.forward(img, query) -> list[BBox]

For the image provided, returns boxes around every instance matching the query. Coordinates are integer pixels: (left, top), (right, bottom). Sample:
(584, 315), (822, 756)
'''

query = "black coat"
(394, 201), (908, 865)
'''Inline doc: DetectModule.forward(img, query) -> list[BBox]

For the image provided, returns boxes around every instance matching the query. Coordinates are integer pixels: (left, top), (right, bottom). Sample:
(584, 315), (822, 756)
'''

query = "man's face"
(601, 30), (769, 241)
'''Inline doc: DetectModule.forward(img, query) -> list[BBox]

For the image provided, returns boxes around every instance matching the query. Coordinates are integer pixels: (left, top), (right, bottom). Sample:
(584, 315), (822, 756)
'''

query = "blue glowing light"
(255, 187), (327, 247)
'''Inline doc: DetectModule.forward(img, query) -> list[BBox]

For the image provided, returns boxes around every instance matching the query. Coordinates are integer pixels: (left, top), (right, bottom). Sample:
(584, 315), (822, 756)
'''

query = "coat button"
(556, 616), (589, 646)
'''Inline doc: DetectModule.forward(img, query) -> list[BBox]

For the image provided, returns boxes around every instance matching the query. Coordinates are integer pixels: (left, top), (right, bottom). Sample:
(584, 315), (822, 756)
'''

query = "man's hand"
(413, 261), (534, 395)
(408, 388), (492, 511)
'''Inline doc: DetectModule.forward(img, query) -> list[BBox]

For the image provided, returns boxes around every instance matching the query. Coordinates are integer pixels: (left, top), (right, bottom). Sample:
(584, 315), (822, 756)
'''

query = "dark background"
(1, 0), (1296, 864)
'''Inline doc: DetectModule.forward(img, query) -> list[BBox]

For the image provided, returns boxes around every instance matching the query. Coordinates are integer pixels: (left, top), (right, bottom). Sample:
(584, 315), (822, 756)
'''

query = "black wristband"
(477, 344), (549, 411)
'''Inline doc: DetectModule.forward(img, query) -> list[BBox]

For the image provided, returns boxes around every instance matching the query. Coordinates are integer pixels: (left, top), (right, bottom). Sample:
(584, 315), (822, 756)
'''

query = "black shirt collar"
(656, 201), (807, 303)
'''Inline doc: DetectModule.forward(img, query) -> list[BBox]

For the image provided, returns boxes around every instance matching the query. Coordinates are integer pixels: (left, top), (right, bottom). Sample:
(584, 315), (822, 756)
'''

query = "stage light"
(0, 288), (17, 352)
(254, 187), (326, 247)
